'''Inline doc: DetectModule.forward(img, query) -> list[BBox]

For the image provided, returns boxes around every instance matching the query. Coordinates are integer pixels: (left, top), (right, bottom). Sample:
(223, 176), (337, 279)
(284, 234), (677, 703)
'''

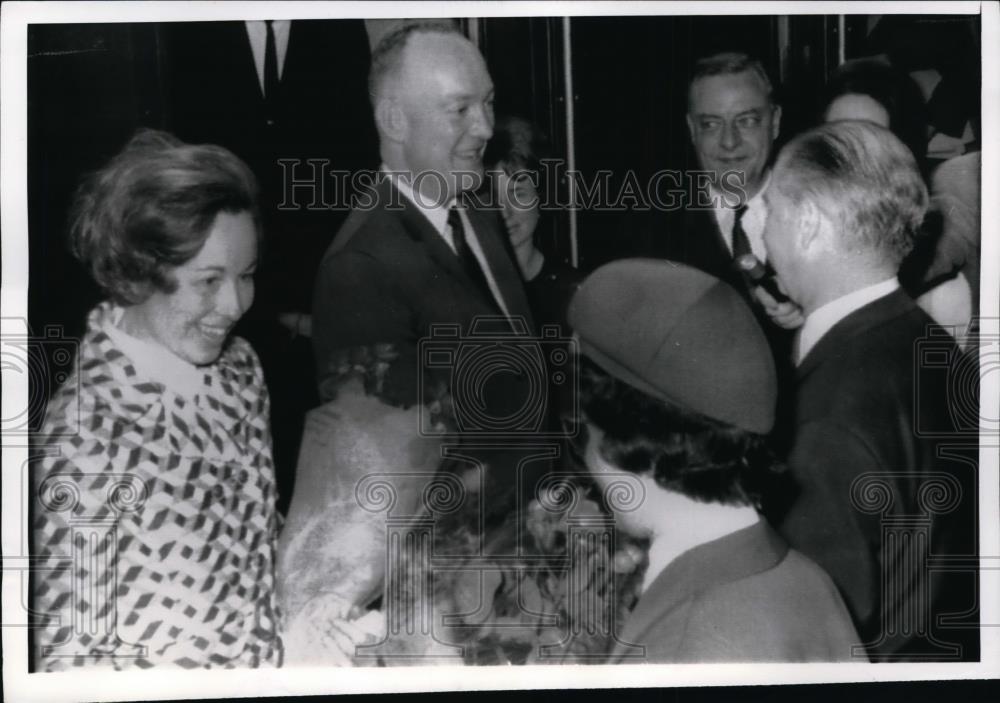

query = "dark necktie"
(731, 204), (752, 259)
(264, 20), (279, 124)
(448, 206), (498, 308)
(731, 204), (757, 294)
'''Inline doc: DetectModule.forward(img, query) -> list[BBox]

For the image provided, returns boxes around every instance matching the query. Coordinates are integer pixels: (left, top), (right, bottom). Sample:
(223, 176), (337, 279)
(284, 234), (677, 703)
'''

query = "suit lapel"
(226, 21), (265, 102)
(386, 181), (518, 320)
(464, 203), (534, 326)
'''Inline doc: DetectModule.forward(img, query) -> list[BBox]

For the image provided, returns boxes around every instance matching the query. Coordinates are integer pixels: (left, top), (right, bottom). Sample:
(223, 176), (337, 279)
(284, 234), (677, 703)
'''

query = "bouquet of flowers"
(383, 476), (647, 665)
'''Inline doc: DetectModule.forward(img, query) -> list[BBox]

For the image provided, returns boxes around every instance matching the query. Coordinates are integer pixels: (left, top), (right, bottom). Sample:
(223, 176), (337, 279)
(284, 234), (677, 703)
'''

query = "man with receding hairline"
(311, 21), (534, 498)
(763, 120), (978, 661)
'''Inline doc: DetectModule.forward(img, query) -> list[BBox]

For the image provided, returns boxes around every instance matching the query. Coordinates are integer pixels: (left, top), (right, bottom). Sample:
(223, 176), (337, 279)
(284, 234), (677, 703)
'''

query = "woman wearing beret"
(568, 260), (862, 663)
(32, 130), (282, 670)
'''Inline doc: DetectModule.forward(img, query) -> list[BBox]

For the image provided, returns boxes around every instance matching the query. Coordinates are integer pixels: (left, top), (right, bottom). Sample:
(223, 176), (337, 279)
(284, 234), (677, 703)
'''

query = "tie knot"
(734, 204), (748, 221)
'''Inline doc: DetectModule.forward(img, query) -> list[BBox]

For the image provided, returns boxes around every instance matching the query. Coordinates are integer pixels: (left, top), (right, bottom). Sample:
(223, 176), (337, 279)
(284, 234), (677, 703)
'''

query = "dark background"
(27, 13), (981, 339)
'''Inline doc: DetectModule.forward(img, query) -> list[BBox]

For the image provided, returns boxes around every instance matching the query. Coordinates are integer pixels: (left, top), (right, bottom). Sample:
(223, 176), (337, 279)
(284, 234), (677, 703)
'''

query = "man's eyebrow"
(194, 265), (226, 273)
(442, 86), (495, 102)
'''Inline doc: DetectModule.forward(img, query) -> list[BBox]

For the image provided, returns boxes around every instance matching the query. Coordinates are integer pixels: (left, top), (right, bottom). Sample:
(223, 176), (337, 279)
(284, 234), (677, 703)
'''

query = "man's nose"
(720, 121), (742, 150)
(468, 104), (494, 140)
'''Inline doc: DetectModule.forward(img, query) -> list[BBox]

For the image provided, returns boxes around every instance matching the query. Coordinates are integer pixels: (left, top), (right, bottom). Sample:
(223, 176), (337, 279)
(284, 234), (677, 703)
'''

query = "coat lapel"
(464, 202), (534, 326)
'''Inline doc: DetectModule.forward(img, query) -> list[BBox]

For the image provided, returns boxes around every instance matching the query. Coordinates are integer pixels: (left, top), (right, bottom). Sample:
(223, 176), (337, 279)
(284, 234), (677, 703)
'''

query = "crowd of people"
(31, 19), (980, 669)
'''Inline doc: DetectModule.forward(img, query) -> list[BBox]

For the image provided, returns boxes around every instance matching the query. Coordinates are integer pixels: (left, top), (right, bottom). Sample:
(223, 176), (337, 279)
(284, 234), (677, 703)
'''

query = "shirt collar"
(797, 277), (901, 365)
(102, 304), (207, 399)
(381, 164), (454, 237)
(710, 170), (770, 212)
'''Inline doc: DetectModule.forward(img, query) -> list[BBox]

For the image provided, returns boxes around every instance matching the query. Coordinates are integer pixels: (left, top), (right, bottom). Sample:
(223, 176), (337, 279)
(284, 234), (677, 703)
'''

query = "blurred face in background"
(495, 167), (541, 251)
(121, 210), (257, 366)
(824, 93), (891, 128)
(687, 70), (781, 201)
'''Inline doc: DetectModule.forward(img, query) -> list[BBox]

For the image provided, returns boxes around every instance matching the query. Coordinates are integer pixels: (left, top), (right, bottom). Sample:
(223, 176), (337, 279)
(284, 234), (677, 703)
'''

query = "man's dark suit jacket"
(610, 521), (861, 662)
(773, 289), (979, 661)
(313, 178), (537, 503)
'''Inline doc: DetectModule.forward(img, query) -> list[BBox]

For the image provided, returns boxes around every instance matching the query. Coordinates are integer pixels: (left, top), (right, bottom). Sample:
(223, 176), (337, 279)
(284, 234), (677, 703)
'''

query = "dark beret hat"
(567, 259), (776, 434)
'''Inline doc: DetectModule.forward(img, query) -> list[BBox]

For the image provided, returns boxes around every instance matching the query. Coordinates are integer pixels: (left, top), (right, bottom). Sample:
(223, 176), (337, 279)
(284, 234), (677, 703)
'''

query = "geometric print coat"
(32, 303), (283, 670)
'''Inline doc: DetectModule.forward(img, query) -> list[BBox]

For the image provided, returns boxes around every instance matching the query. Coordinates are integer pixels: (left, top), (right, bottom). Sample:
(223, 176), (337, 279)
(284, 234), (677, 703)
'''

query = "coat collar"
(616, 520), (788, 657)
(77, 303), (254, 434)
(796, 288), (917, 381)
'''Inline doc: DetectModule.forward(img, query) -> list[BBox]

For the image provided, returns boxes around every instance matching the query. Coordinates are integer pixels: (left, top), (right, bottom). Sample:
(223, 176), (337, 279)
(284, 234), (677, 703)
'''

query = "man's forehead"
(688, 71), (771, 113)
(399, 33), (492, 95)
(404, 31), (480, 69)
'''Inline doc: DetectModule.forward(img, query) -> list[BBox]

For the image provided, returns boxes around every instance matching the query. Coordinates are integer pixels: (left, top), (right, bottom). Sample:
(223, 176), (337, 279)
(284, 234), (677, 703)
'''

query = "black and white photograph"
(2, 1), (998, 700)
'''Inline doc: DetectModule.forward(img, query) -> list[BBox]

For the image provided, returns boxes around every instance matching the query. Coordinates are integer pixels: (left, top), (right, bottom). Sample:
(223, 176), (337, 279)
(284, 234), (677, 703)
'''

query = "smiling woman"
(31, 129), (283, 670)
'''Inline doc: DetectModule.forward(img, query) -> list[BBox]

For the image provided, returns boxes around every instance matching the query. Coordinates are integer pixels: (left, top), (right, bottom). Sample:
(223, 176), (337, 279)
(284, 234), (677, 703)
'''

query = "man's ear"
(686, 113), (697, 142)
(375, 97), (406, 143)
(796, 199), (829, 257)
(770, 104), (783, 142)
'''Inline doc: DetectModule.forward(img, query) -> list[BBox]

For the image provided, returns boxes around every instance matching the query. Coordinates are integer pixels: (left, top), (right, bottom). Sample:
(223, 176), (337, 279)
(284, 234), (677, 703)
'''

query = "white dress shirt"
(244, 20), (291, 95)
(710, 172), (770, 262)
(387, 169), (511, 316)
(796, 277), (900, 365)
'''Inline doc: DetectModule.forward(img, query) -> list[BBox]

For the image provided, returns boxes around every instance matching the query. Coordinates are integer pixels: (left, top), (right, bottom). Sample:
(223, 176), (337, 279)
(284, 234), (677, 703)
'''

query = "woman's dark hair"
(822, 58), (929, 163)
(579, 356), (791, 511)
(484, 115), (551, 176)
(69, 128), (261, 305)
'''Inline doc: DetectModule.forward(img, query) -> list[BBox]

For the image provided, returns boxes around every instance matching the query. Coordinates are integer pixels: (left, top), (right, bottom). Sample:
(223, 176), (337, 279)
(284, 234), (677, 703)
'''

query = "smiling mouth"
(198, 323), (231, 341)
(457, 145), (486, 161)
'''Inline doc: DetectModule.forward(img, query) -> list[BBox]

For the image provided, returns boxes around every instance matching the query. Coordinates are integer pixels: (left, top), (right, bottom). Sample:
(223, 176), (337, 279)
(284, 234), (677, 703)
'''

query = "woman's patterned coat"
(32, 303), (283, 670)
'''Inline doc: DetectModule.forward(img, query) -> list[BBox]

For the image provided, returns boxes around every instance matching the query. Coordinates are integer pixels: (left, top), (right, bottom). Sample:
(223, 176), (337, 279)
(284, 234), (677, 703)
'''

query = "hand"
(277, 312), (313, 339)
(282, 593), (380, 666)
(753, 284), (805, 330)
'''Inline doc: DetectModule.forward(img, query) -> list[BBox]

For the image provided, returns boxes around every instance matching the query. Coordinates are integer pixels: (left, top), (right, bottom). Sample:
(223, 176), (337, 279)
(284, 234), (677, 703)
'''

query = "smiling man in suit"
(312, 21), (535, 501)
(676, 53), (801, 328)
(764, 120), (979, 661)
(655, 53), (802, 450)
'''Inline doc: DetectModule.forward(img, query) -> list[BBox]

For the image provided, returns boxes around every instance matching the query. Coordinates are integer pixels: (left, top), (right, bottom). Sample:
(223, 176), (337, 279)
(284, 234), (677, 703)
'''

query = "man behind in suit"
(764, 120), (979, 660)
(677, 52), (802, 330)
(640, 53), (802, 451)
(312, 22), (537, 508)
